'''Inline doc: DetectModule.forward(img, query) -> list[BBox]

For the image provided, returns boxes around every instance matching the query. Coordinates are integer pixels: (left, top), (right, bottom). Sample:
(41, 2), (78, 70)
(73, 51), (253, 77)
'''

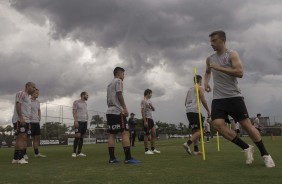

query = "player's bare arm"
(16, 102), (25, 124)
(204, 58), (212, 92)
(72, 109), (78, 128)
(209, 51), (244, 78)
(199, 86), (210, 117)
(141, 108), (148, 127)
(117, 91), (128, 117)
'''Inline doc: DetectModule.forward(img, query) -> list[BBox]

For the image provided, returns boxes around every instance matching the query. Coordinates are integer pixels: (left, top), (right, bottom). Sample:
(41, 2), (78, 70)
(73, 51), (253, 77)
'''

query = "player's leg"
(150, 126), (160, 153)
(77, 122), (87, 156)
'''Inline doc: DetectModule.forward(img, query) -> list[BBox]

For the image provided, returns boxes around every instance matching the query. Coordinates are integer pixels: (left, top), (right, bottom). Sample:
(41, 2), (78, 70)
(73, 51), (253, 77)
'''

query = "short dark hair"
(80, 91), (87, 97)
(144, 89), (152, 96)
(25, 82), (34, 88)
(194, 75), (202, 83)
(257, 113), (261, 117)
(209, 30), (226, 42)
(113, 67), (125, 76)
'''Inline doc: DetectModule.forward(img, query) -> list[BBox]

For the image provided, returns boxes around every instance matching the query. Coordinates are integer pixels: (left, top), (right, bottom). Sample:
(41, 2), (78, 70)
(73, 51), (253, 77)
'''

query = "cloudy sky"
(1, 0), (282, 126)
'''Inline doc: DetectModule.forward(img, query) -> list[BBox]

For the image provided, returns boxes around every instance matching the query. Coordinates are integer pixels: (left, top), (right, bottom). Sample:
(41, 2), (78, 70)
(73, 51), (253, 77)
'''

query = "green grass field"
(0, 136), (281, 184)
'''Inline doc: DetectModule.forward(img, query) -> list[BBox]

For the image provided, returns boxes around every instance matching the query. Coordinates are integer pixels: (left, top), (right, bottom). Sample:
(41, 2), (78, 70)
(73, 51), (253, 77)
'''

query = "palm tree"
(90, 115), (104, 128)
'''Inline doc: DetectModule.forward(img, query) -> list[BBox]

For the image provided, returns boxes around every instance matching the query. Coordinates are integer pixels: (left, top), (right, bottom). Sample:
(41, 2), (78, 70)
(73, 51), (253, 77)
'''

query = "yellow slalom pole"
(217, 131), (220, 152)
(194, 67), (206, 160)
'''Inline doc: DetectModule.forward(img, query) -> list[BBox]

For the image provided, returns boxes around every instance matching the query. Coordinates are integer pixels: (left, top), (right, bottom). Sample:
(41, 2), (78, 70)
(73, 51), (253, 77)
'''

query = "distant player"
(128, 113), (137, 147)
(72, 92), (89, 157)
(234, 122), (241, 136)
(204, 30), (275, 167)
(253, 114), (263, 133)
(106, 67), (140, 164)
(141, 89), (161, 155)
(30, 89), (46, 158)
(12, 82), (36, 164)
(204, 117), (211, 142)
(183, 75), (210, 155)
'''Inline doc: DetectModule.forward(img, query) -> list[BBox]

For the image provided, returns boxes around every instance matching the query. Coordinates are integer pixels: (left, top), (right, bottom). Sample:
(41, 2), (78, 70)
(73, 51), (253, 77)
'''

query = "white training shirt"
(12, 90), (31, 123)
(30, 99), (40, 123)
(73, 99), (88, 122)
(106, 78), (124, 115)
(141, 98), (154, 119)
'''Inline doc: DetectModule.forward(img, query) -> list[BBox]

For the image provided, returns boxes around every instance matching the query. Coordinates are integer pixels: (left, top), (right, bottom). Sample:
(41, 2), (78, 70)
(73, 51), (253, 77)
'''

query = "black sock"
(108, 147), (115, 160)
(187, 140), (192, 146)
(14, 150), (19, 160)
(77, 138), (84, 154)
(18, 150), (24, 159)
(151, 147), (155, 151)
(194, 145), (199, 152)
(254, 140), (269, 156)
(145, 148), (149, 152)
(34, 148), (39, 155)
(123, 146), (131, 160)
(73, 137), (79, 153)
(231, 137), (249, 150)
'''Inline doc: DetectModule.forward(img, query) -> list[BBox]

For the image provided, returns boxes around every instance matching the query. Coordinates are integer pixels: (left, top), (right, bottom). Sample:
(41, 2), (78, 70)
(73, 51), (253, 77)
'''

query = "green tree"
(41, 122), (68, 139)
(90, 115), (104, 127)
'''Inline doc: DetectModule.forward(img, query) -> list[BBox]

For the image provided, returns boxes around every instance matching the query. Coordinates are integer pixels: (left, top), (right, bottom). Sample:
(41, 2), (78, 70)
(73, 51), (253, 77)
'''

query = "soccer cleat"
(124, 157), (140, 164)
(71, 153), (77, 157)
(12, 159), (19, 164)
(183, 142), (192, 155)
(152, 149), (161, 154)
(263, 155), (275, 168)
(193, 152), (203, 156)
(24, 154), (29, 160)
(243, 145), (254, 165)
(145, 150), (154, 155)
(109, 158), (121, 164)
(18, 158), (28, 164)
(35, 153), (47, 158)
(77, 153), (86, 157)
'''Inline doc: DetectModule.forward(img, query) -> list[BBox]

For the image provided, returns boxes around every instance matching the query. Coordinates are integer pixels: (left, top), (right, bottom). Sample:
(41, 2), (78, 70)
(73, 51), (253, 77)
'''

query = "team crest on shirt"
(20, 127), (26, 133)
(220, 56), (229, 65)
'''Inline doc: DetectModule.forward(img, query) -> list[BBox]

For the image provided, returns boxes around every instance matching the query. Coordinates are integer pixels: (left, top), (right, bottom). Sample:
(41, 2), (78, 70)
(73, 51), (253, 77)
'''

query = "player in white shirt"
(141, 89), (160, 155)
(30, 89), (46, 158)
(12, 82), (36, 164)
(72, 92), (89, 157)
(204, 117), (211, 142)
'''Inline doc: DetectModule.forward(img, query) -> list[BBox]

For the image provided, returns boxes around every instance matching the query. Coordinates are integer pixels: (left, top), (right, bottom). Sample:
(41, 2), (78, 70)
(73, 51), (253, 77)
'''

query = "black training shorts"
(143, 118), (155, 135)
(211, 97), (249, 122)
(106, 114), (129, 134)
(30, 123), (41, 137)
(186, 112), (203, 131)
(75, 121), (88, 135)
(13, 121), (30, 136)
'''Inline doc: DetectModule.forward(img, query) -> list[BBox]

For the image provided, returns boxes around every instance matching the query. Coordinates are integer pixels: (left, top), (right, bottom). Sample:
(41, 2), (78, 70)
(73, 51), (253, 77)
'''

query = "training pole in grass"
(216, 131), (220, 152)
(194, 67), (206, 160)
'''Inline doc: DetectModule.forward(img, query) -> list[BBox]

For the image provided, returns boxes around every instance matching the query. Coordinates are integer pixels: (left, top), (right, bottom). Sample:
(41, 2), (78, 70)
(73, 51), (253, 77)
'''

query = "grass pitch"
(0, 136), (281, 184)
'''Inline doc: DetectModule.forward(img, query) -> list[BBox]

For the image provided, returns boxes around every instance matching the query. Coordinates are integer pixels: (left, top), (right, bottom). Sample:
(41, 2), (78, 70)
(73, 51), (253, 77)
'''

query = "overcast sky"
(1, 0), (282, 126)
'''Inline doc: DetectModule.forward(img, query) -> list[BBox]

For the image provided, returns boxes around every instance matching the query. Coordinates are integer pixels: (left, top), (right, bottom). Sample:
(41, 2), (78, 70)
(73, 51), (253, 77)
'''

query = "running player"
(141, 89), (161, 155)
(204, 30), (275, 167)
(72, 92), (89, 157)
(183, 75), (210, 155)
(106, 67), (140, 164)
(12, 82), (36, 164)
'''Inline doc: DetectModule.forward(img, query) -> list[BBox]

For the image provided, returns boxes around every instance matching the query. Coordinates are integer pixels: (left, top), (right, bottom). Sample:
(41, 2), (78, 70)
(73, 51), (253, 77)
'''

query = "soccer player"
(141, 89), (160, 155)
(183, 75), (210, 155)
(254, 113), (263, 133)
(234, 122), (241, 137)
(72, 92), (89, 157)
(204, 117), (211, 142)
(30, 89), (46, 158)
(12, 82), (36, 164)
(204, 30), (275, 167)
(106, 67), (140, 164)
(128, 113), (137, 147)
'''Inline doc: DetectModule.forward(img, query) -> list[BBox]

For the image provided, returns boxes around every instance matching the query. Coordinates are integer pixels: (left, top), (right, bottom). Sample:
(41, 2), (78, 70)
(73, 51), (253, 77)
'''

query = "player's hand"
(19, 117), (26, 125)
(122, 108), (129, 117)
(144, 121), (148, 128)
(205, 83), (212, 92)
(209, 63), (221, 71)
(74, 121), (78, 128)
